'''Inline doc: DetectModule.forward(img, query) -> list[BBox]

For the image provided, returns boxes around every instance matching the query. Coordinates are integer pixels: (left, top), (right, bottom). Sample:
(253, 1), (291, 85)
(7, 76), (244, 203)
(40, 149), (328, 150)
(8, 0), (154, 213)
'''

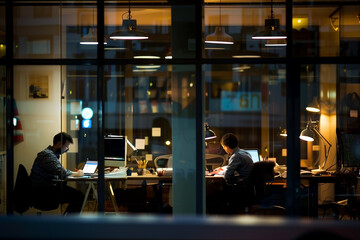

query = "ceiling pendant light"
(205, 0), (234, 45)
(80, 8), (107, 45)
(80, 27), (98, 45)
(252, 0), (287, 40)
(109, 0), (148, 40)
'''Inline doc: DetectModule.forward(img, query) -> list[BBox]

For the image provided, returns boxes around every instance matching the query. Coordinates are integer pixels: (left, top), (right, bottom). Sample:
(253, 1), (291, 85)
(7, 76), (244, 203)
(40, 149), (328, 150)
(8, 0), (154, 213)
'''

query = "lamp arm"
(312, 127), (332, 148)
(126, 138), (138, 152)
(312, 127), (332, 169)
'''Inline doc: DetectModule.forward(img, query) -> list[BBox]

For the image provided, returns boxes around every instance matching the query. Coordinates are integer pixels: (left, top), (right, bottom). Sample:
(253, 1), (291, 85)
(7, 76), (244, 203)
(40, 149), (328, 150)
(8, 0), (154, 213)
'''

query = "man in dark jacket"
(30, 132), (84, 214)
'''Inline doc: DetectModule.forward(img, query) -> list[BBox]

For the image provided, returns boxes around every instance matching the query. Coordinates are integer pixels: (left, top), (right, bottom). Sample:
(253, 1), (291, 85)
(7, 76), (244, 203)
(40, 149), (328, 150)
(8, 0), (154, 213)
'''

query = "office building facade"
(0, 0), (360, 217)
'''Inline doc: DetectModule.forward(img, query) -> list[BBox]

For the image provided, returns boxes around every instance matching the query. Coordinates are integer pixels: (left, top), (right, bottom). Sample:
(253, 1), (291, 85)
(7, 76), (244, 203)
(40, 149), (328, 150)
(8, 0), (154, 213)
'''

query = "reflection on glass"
(0, 5), (4, 58)
(104, 64), (172, 162)
(14, 6), (60, 59)
(105, 7), (171, 59)
(0, 65), (4, 214)
(204, 3), (286, 59)
(204, 64), (287, 164)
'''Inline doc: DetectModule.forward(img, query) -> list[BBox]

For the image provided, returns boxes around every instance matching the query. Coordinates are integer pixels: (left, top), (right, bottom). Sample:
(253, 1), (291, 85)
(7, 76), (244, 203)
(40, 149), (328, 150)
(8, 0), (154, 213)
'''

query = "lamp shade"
(80, 28), (107, 45)
(205, 26), (234, 45)
(80, 28), (97, 45)
(205, 123), (217, 140)
(306, 97), (320, 113)
(252, 18), (287, 40)
(205, 129), (217, 140)
(280, 128), (287, 137)
(299, 125), (314, 142)
(110, 19), (148, 40)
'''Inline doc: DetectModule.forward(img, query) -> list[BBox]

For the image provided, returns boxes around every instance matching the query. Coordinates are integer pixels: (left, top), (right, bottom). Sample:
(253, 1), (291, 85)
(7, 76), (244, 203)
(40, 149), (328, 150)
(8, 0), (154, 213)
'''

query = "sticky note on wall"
(152, 127), (161, 137)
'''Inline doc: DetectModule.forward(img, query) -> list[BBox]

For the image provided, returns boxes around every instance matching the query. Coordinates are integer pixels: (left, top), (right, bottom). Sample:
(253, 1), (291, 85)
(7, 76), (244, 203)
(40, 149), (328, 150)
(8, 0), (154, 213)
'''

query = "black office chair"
(13, 164), (34, 214)
(13, 164), (60, 214)
(248, 161), (287, 215)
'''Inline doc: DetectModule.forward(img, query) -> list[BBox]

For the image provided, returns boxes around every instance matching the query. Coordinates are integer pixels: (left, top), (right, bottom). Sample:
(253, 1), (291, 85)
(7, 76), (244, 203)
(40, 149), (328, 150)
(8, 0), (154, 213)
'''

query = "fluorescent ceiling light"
(265, 43), (287, 47)
(134, 56), (160, 59)
(133, 69), (157, 72)
(232, 55), (261, 58)
(204, 47), (226, 50)
(136, 65), (161, 69)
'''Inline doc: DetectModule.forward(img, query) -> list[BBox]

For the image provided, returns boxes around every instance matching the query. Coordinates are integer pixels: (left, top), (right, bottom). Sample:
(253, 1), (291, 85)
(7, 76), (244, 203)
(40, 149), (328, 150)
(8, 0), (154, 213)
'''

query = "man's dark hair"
(221, 133), (238, 149)
(53, 132), (73, 145)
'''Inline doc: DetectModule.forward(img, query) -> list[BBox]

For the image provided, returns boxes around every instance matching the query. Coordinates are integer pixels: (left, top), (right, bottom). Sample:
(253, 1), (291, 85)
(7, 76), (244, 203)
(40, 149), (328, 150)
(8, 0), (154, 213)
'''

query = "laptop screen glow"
(243, 149), (260, 163)
(83, 160), (98, 174)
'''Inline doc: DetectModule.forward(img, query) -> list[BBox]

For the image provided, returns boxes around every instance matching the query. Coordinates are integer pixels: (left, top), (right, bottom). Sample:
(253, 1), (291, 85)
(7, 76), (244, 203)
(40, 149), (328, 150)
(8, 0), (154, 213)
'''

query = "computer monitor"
(340, 133), (360, 168)
(104, 135), (127, 168)
(243, 149), (260, 163)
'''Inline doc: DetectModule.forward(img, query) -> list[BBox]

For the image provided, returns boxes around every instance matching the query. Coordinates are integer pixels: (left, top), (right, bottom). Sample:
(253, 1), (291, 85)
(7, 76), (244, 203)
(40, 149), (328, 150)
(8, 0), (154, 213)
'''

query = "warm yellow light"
(136, 65), (160, 69)
(293, 17), (308, 30)
(165, 140), (171, 146)
(189, 82), (194, 87)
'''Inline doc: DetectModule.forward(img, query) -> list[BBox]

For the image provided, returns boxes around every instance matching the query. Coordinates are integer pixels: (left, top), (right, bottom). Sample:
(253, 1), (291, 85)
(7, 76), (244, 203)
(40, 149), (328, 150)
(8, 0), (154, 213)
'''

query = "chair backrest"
(13, 164), (33, 214)
(154, 154), (172, 169)
(249, 161), (275, 200)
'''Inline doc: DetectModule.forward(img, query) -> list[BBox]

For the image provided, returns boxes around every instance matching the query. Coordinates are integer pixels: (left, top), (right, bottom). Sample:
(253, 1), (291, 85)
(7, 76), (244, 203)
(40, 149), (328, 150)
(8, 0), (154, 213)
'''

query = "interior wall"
(13, 65), (61, 179)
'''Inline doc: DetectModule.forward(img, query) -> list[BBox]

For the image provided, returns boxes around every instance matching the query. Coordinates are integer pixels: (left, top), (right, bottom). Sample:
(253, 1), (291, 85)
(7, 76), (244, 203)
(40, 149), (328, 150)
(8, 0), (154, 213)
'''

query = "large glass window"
(105, 5), (171, 59)
(14, 5), (61, 59)
(0, 65), (5, 214)
(4, 0), (360, 221)
(293, 1), (360, 57)
(204, 1), (286, 59)
(0, 2), (5, 59)
(204, 63), (288, 214)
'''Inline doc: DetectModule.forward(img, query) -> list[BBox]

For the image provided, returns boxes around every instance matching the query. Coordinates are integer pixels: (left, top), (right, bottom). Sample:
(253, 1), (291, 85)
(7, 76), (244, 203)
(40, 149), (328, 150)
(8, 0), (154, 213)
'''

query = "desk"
(274, 174), (339, 218)
(67, 174), (173, 213)
(70, 174), (338, 217)
(67, 176), (127, 213)
(72, 174), (223, 213)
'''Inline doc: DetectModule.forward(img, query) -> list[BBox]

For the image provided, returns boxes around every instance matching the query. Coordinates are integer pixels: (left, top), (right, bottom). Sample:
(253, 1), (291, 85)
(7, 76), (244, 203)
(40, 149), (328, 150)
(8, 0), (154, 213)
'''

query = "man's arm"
(70, 169), (84, 177)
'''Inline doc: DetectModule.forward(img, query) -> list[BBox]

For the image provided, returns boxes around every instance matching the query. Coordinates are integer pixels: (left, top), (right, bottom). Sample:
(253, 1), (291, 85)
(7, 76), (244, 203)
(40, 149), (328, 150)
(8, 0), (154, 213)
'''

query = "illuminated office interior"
(0, 0), (360, 226)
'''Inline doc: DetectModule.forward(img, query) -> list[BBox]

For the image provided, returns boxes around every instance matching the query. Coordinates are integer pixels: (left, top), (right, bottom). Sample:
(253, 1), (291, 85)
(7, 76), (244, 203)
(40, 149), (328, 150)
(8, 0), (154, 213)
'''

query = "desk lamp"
(205, 123), (217, 141)
(299, 121), (332, 174)
(126, 138), (138, 153)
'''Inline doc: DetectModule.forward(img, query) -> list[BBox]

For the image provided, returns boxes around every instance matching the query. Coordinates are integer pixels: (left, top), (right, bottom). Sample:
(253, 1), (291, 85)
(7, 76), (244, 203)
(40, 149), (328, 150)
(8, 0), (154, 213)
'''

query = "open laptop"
(82, 160), (98, 176)
(243, 149), (260, 163)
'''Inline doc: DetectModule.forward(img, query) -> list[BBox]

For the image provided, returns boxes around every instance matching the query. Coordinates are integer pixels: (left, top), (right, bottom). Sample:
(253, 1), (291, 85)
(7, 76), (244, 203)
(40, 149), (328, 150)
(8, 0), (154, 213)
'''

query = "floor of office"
(18, 199), (358, 220)
(15, 184), (360, 220)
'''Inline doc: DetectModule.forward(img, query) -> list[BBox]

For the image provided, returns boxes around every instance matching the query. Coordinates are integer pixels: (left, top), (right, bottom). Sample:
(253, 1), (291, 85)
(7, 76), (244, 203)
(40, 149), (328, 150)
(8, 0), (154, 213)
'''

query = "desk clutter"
(273, 164), (335, 178)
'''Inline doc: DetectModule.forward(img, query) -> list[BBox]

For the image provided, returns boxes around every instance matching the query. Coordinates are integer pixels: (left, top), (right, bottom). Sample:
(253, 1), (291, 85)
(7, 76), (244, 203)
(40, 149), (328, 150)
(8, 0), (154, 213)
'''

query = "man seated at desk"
(209, 133), (253, 184)
(29, 132), (85, 214)
(207, 133), (254, 214)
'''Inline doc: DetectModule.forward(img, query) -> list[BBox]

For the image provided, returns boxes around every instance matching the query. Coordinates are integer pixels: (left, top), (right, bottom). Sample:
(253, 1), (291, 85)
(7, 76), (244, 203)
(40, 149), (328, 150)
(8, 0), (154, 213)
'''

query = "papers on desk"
(274, 169), (322, 178)
(68, 168), (127, 179)
(67, 176), (91, 179)
(105, 171), (126, 178)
